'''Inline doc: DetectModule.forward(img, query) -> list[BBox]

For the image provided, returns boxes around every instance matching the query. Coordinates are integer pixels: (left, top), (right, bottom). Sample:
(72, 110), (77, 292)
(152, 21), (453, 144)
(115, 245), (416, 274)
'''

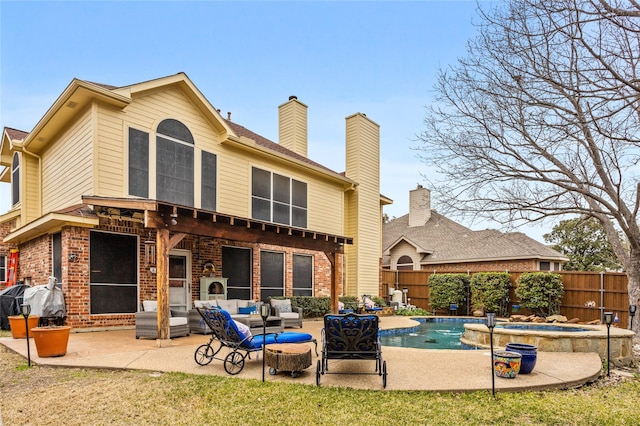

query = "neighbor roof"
(382, 212), (568, 265)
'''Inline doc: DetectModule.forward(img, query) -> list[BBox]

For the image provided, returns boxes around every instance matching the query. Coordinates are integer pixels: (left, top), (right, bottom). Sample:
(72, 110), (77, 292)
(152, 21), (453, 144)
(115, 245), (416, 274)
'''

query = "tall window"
(89, 231), (138, 314)
(156, 119), (194, 206)
(397, 255), (414, 271)
(52, 233), (62, 283)
(251, 167), (307, 227)
(128, 128), (149, 197)
(11, 153), (20, 206)
(260, 250), (285, 300)
(222, 246), (252, 300)
(293, 254), (313, 296)
(201, 151), (217, 211)
(0, 256), (6, 281)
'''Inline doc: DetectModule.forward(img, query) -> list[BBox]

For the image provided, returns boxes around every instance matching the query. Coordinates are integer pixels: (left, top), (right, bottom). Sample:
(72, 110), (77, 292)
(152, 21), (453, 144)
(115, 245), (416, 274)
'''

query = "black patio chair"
(316, 312), (387, 388)
(194, 307), (317, 375)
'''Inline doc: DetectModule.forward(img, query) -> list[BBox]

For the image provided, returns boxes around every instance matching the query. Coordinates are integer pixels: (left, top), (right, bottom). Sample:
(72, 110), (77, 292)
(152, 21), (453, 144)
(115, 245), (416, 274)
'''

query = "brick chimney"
(409, 185), (431, 227)
(278, 96), (308, 157)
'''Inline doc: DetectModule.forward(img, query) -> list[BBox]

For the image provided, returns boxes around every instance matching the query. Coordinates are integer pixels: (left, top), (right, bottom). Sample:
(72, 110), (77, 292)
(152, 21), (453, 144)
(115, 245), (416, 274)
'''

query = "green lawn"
(0, 345), (638, 426)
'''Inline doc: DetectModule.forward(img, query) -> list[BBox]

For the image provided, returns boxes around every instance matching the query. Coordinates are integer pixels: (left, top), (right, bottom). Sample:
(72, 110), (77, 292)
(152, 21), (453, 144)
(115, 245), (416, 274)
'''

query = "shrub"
(339, 296), (358, 311)
(395, 307), (432, 316)
(470, 272), (511, 316)
(371, 296), (387, 307)
(515, 272), (564, 317)
(428, 273), (469, 311)
(270, 296), (368, 318)
(270, 296), (330, 318)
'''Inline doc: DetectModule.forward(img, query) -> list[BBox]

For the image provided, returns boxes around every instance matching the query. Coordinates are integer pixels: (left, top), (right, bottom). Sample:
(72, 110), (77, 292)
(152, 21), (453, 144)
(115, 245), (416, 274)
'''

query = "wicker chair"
(269, 298), (303, 328)
(135, 301), (189, 339)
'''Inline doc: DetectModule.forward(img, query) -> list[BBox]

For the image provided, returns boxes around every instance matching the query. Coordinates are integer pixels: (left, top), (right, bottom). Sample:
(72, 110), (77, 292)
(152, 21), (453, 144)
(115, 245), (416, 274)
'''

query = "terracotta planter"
(8, 315), (40, 339)
(31, 326), (71, 357)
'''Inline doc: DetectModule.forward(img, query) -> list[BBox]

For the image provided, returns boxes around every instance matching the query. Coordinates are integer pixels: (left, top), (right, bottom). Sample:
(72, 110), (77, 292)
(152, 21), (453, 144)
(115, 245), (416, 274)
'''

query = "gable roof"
(3, 73), (354, 186)
(383, 211), (568, 265)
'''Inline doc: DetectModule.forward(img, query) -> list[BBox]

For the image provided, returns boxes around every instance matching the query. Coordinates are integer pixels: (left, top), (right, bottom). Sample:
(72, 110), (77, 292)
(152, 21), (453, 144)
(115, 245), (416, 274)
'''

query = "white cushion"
(142, 301), (158, 312)
(270, 298), (292, 313)
(278, 312), (300, 319)
(217, 299), (239, 314)
(169, 316), (188, 326)
(194, 300), (214, 309)
(234, 320), (252, 339)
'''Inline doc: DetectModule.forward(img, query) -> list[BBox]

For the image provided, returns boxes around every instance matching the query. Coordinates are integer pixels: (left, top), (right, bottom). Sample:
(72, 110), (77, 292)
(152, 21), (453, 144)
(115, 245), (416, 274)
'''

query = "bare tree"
(419, 0), (640, 330)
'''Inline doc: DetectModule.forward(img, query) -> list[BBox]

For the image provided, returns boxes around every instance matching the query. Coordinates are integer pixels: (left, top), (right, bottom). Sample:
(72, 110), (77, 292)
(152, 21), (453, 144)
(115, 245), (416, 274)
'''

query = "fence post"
(599, 271), (605, 320)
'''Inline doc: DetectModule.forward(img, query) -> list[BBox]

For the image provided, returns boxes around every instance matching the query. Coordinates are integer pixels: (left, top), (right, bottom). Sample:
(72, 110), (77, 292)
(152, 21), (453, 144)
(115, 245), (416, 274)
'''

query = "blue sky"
(0, 1), (548, 241)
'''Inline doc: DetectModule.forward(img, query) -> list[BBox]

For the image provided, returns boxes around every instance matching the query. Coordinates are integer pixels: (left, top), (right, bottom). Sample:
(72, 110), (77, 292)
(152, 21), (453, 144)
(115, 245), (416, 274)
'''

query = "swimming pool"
(380, 317), (485, 350)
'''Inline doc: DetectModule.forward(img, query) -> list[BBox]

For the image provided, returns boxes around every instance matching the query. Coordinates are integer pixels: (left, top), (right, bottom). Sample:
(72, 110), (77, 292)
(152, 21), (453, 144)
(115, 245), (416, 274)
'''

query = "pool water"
(380, 318), (485, 350)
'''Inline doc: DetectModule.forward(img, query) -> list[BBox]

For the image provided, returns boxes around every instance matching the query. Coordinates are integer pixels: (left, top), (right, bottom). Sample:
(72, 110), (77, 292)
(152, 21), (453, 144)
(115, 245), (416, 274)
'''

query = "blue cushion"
(247, 332), (314, 349)
(238, 306), (256, 315)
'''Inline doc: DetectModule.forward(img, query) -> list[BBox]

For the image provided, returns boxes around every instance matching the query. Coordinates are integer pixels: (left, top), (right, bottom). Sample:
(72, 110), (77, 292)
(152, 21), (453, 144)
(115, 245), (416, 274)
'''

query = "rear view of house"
(0, 73), (387, 330)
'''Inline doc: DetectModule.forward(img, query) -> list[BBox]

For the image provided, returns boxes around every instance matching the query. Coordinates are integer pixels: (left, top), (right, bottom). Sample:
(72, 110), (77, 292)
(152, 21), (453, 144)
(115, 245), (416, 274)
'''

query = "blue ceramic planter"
(505, 343), (537, 374)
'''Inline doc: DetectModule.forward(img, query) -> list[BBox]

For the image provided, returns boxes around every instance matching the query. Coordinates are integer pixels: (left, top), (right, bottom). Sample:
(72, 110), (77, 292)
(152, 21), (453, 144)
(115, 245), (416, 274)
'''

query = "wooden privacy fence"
(381, 270), (633, 327)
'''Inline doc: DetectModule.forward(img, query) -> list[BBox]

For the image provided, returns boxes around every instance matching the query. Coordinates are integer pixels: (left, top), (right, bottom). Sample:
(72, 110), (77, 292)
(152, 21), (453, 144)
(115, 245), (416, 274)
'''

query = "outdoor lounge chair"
(316, 312), (387, 388)
(194, 307), (317, 375)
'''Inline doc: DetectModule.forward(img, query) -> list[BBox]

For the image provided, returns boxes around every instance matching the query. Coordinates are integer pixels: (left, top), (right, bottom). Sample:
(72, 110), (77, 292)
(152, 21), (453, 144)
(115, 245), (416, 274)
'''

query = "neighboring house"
(383, 186), (568, 272)
(0, 72), (387, 330)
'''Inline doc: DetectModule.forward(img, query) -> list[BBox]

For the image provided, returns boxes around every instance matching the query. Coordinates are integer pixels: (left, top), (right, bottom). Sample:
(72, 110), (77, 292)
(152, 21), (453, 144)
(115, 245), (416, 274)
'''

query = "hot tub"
(461, 322), (635, 367)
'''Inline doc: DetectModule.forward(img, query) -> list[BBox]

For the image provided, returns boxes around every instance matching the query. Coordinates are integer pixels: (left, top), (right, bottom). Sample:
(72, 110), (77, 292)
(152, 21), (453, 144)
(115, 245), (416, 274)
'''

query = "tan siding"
(115, 87), (345, 235)
(121, 87), (225, 204)
(218, 152), (345, 236)
(390, 241), (421, 270)
(23, 153), (41, 222)
(41, 108), (94, 213)
(278, 99), (308, 157)
(95, 105), (124, 196)
(344, 113), (381, 297)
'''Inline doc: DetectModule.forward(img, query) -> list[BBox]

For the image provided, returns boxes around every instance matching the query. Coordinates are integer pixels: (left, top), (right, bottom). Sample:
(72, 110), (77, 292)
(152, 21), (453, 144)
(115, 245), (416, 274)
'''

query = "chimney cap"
(289, 95), (298, 101)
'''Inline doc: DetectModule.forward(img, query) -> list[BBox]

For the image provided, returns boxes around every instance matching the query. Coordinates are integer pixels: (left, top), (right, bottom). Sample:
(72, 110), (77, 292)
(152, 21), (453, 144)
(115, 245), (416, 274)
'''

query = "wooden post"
(156, 228), (170, 345)
(156, 229), (187, 347)
(326, 245), (343, 314)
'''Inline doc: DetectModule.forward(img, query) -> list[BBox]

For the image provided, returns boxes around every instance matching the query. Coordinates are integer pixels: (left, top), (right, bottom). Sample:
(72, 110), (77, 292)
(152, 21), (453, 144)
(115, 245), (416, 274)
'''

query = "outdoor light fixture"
(21, 303), (32, 367)
(486, 312), (496, 397)
(260, 303), (270, 382)
(604, 312), (613, 377)
(629, 305), (637, 330)
(170, 213), (178, 226)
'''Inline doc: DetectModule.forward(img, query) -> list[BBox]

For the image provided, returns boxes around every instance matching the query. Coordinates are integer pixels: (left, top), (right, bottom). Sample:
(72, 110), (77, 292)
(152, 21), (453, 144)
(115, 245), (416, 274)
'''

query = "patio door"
(169, 250), (191, 311)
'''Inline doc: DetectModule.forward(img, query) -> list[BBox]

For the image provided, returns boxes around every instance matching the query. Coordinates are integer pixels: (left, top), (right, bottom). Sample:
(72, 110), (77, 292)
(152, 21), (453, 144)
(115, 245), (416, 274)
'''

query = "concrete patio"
(0, 316), (603, 392)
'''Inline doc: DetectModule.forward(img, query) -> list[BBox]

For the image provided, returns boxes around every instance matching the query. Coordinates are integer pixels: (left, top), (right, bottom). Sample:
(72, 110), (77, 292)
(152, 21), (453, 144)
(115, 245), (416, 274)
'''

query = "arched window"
(11, 153), (20, 206)
(397, 255), (414, 271)
(156, 119), (194, 206)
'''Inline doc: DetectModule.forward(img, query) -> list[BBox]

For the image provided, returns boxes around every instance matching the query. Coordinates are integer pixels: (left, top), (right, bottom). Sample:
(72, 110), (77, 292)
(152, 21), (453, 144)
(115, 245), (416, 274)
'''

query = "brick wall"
(6, 217), (343, 329)
(423, 259), (539, 272)
(0, 217), (18, 291)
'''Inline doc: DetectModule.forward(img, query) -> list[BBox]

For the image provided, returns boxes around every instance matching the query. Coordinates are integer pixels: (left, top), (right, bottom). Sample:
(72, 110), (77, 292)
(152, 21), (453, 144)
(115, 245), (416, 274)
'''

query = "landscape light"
(20, 303), (32, 367)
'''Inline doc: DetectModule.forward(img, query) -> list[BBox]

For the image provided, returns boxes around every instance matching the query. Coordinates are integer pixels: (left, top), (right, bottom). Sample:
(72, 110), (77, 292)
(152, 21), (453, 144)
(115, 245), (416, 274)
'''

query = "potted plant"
(7, 315), (40, 339)
(31, 324), (71, 357)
